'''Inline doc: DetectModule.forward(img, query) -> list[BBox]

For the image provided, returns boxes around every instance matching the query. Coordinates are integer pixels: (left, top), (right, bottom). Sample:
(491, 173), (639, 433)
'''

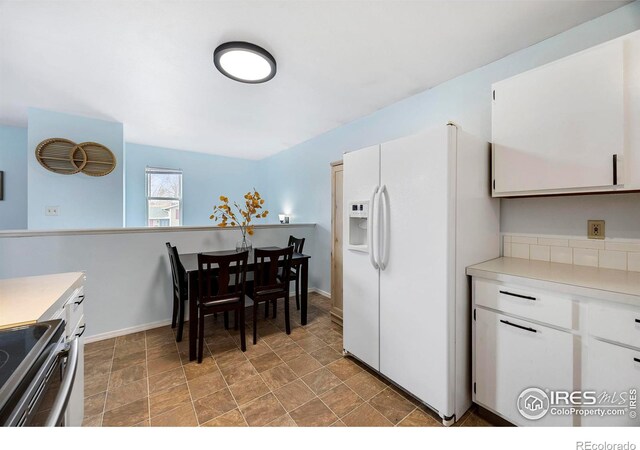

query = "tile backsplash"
(503, 234), (640, 272)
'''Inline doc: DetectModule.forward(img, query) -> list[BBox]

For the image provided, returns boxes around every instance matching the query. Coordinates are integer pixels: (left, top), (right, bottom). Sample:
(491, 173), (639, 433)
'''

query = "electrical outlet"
(45, 206), (59, 216)
(588, 220), (605, 240)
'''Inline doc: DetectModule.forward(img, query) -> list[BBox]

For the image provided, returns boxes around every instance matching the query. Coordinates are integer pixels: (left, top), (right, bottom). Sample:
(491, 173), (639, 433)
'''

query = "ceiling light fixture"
(213, 41), (276, 84)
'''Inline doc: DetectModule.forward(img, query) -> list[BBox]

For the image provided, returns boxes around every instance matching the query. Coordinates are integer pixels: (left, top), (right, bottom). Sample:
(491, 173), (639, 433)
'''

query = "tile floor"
(82, 293), (494, 427)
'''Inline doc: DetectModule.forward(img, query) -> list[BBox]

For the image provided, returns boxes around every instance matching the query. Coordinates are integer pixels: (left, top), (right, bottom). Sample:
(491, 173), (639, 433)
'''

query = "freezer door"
(343, 144), (381, 370)
(379, 126), (453, 416)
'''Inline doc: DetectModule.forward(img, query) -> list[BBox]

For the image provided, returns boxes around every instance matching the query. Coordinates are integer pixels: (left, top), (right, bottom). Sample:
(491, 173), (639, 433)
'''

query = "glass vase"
(236, 236), (252, 252)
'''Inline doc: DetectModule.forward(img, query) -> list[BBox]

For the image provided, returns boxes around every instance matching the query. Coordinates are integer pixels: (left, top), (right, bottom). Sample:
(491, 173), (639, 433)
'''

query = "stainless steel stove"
(0, 320), (78, 426)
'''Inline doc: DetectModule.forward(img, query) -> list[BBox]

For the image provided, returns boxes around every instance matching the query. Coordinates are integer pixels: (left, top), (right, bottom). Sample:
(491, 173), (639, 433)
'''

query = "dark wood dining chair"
(196, 251), (248, 362)
(248, 246), (294, 344)
(166, 242), (188, 342)
(288, 236), (305, 310)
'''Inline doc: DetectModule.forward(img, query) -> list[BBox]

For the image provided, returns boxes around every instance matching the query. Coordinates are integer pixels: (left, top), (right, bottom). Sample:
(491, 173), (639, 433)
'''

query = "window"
(146, 167), (182, 227)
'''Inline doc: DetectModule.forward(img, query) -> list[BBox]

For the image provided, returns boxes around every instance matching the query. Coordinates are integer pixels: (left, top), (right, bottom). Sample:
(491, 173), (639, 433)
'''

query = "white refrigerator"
(342, 123), (499, 425)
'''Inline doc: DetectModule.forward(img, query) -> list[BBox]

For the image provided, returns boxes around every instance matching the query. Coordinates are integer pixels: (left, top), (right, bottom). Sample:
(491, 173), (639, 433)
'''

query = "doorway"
(330, 161), (343, 326)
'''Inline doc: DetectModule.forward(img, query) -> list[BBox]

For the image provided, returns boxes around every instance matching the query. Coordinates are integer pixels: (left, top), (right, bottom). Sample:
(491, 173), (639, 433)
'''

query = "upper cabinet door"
(492, 39), (625, 196)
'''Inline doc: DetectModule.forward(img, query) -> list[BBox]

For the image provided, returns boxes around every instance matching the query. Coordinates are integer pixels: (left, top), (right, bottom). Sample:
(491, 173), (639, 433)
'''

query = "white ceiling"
(0, 0), (628, 159)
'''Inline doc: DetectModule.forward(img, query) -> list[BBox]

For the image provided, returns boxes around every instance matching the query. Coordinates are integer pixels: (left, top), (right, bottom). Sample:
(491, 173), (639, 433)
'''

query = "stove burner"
(0, 324), (51, 390)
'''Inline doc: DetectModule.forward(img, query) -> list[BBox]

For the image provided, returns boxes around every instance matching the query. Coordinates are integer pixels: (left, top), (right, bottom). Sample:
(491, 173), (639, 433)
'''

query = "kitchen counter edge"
(466, 257), (640, 307)
(0, 272), (85, 329)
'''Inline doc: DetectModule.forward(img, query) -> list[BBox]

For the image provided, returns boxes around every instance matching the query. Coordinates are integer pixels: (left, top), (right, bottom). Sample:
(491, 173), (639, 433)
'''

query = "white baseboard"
(84, 318), (174, 344)
(86, 287), (331, 344)
(312, 288), (331, 299)
(288, 288), (331, 299)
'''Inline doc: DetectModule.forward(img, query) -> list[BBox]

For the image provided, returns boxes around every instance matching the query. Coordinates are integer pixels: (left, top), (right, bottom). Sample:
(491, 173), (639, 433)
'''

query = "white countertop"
(0, 272), (85, 329)
(467, 257), (640, 306)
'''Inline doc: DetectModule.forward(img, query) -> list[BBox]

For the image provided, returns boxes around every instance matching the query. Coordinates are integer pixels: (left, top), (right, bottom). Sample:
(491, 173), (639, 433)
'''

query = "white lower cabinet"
(583, 338), (640, 426)
(474, 308), (574, 426)
(472, 276), (640, 427)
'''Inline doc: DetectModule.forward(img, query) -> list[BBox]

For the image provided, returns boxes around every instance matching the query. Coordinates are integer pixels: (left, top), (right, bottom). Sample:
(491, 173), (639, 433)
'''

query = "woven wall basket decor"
(35, 138), (117, 177)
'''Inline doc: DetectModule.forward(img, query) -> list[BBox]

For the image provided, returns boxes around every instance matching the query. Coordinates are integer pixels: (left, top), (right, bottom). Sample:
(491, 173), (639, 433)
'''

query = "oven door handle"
(44, 338), (79, 427)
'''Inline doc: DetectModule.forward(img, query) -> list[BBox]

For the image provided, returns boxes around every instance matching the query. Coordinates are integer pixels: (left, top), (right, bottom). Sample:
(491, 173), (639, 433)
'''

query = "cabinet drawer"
(474, 279), (574, 330)
(588, 302), (640, 350)
(583, 338), (640, 426)
(64, 287), (85, 339)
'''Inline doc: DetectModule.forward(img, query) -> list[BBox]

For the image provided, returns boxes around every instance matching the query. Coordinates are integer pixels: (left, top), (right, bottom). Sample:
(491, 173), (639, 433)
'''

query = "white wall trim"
(312, 288), (331, 299)
(84, 318), (174, 344)
(0, 223), (316, 238)
(288, 288), (331, 299)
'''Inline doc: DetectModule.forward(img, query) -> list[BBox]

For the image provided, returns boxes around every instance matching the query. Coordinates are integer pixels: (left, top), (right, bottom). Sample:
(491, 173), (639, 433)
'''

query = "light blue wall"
(263, 2), (640, 294)
(0, 126), (28, 230)
(27, 108), (125, 229)
(4, 3), (640, 293)
(125, 143), (265, 227)
(0, 124), (269, 231)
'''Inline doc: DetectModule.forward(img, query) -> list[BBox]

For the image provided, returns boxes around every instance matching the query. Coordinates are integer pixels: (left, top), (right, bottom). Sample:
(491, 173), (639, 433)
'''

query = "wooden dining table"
(179, 247), (311, 362)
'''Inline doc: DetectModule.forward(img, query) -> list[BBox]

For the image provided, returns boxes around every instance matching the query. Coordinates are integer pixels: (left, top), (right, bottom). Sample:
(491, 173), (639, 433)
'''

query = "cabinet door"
(583, 338), (640, 427)
(474, 308), (574, 426)
(492, 39), (624, 196)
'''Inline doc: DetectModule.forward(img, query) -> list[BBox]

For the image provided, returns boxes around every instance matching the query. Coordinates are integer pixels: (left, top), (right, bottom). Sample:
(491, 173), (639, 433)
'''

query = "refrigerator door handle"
(379, 185), (390, 270)
(368, 185), (379, 269)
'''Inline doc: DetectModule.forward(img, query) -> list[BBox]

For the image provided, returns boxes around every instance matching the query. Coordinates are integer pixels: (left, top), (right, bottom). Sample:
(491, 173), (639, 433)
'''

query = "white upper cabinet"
(492, 31), (640, 197)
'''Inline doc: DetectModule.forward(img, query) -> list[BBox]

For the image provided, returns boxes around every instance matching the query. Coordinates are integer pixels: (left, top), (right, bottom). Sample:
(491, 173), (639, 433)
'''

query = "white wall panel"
(0, 224), (315, 338)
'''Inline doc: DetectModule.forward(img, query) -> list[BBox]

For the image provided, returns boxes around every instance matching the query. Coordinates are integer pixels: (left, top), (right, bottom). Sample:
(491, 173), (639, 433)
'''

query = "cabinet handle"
(634, 358), (640, 364)
(75, 325), (86, 338)
(499, 290), (536, 301)
(635, 319), (640, 324)
(500, 319), (537, 333)
(613, 154), (618, 186)
(74, 295), (85, 306)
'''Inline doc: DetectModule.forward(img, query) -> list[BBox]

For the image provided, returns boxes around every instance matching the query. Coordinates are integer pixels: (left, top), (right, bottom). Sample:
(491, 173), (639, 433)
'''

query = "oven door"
(22, 338), (79, 427)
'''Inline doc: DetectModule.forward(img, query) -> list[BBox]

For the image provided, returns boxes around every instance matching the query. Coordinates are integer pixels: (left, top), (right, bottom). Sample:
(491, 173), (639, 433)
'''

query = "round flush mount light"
(213, 41), (276, 84)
